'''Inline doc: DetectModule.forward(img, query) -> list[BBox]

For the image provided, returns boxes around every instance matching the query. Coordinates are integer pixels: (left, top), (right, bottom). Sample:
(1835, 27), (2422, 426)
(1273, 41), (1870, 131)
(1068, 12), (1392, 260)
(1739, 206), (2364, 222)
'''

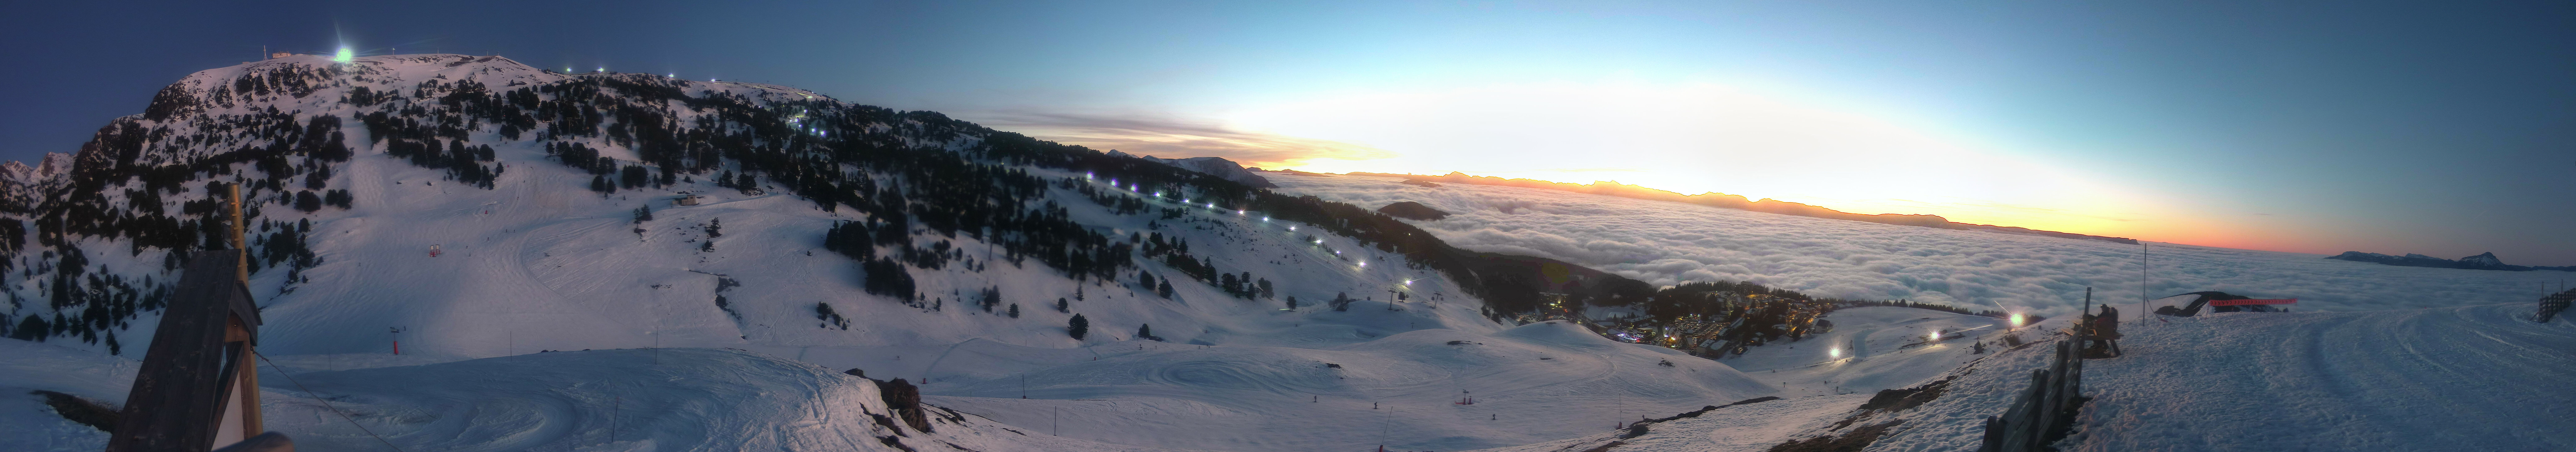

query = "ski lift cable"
(254, 351), (410, 452)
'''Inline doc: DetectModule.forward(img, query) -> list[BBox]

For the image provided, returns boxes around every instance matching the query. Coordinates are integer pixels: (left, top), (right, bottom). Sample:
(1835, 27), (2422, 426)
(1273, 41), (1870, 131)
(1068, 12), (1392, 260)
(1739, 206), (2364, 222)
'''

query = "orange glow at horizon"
(1268, 167), (2323, 256)
(1025, 81), (2341, 256)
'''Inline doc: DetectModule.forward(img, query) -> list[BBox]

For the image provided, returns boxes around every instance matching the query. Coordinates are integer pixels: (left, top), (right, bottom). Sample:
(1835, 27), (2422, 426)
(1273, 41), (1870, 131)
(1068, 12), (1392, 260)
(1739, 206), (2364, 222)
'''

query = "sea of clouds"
(1270, 173), (2568, 317)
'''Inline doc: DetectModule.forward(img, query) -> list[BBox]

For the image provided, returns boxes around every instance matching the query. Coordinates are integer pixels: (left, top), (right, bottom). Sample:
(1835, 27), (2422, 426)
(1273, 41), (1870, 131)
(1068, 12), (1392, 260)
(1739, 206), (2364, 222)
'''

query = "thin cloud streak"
(969, 111), (1395, 168)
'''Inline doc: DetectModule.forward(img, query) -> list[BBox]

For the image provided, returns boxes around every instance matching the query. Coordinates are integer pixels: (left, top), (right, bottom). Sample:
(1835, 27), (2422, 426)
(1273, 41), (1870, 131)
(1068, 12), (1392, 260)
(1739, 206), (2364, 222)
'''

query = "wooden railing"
(1977, 338), (2089, 452)
(2537, 288), (2573, 323)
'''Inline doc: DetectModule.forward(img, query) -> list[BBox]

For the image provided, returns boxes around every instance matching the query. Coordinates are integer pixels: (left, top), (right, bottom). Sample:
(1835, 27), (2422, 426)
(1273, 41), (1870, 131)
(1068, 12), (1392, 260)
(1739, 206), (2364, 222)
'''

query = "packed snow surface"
(1461, 304), (2576, 452)
(1268, 172), (2570, 317)
(921, 321), (1775, 451)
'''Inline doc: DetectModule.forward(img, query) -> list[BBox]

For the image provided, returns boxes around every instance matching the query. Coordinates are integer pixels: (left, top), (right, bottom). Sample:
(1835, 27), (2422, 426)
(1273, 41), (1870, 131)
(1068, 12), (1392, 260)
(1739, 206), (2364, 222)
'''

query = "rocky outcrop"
(874, 378), (932, 433)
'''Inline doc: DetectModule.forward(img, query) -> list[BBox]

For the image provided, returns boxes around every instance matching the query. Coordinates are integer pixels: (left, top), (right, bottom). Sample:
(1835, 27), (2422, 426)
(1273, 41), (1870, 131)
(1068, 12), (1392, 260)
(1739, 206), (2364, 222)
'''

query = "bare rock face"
(1377, 201), (1450, 221)
(875, 378), (932, 433)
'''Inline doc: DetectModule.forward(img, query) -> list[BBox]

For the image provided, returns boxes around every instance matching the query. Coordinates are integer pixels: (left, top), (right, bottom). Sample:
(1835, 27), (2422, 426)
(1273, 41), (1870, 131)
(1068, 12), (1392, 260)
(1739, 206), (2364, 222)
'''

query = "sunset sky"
(4, 1), (2570, 263)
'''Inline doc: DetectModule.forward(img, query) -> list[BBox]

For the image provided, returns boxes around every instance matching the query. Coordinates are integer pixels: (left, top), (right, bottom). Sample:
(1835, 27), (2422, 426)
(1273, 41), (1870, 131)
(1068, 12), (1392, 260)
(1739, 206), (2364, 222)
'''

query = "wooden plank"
(106, 250), (256, 452)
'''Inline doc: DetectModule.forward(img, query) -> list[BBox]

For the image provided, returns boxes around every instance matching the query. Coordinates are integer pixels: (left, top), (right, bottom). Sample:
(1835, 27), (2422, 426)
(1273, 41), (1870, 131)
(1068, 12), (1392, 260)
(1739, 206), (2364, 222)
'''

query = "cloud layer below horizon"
(1272, 173), (2565, 317)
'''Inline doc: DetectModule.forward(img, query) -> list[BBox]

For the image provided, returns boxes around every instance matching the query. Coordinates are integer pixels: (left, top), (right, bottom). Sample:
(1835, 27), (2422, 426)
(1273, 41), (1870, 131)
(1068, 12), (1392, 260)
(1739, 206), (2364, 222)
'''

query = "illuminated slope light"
(597, 67), (605, 72)
(2009, 313), (2024, 327)
(1358, 261), (1366, 267)
(333, 47), (354, 63)
(1236, 210), (1245, 215)
(1928, 332), (1939, 340)
(1829, 348), (1841, 358)
(1287, 226), (1296, 231)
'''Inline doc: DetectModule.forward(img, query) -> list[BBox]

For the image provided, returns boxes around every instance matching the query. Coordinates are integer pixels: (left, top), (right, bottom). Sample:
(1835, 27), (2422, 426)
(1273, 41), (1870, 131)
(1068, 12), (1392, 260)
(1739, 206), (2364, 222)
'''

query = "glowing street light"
(1829, 348), (1841, 358)
(2009, 313), (2025, 327)
(1928, 332), (1940, 341)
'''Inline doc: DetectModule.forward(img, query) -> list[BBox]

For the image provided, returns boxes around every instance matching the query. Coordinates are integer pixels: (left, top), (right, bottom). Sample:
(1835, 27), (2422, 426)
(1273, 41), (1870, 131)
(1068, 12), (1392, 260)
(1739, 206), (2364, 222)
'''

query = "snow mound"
(0, 340), (138, 452)
(1863, 303), (2576, 452)
(255, 347), (1189, 451)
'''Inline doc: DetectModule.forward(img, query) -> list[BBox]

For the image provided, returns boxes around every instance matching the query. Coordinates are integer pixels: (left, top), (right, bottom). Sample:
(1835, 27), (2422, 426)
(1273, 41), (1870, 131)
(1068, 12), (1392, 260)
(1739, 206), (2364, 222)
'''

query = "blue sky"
(3, 1), (2569, 264)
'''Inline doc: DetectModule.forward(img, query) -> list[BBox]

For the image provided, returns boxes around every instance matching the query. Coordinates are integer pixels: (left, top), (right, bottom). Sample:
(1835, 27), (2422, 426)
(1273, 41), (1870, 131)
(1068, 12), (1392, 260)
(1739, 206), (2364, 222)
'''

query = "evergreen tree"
(323, 189), (354, 208)
(1332, 292), (1352, 311)
(1138, 271), (1154, 289)
(1056, 297), (1069, 313)
(8, 315), (41, 341)
(1286, 296), (1299, 310)
(1156, 280), (1174, 298)
(1258, 278), (1275, 299)
(304, 165), (330, 190)
(1137, 323), (1156, 340)
(633, 205), (654, 223)
(1008, 303), (1020, 318)
(293, 190), (322, 212)
(621, 165), (649, 189)
(862, 257), (916, 298)
(1068, 313), (1089, 340)
(705, 218), (722, 237)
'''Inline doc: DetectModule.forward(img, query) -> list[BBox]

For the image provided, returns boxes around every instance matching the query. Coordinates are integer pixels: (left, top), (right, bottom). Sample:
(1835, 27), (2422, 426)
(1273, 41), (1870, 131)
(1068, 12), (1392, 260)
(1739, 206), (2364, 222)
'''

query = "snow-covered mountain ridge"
(0, 54), (1796, 451)
(4, 52), (1695, 357)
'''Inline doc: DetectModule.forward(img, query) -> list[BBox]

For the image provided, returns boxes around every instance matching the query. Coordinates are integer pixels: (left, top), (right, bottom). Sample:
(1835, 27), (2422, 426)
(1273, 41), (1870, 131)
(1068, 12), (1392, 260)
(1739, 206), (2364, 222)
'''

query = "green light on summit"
(333, 47), (353, 63)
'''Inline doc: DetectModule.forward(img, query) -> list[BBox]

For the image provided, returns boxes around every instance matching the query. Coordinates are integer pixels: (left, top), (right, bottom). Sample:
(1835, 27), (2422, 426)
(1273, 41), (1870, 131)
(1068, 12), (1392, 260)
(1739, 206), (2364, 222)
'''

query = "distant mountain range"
(2325, 251), (2576, 272)
(1340, 171), (2139, 244)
